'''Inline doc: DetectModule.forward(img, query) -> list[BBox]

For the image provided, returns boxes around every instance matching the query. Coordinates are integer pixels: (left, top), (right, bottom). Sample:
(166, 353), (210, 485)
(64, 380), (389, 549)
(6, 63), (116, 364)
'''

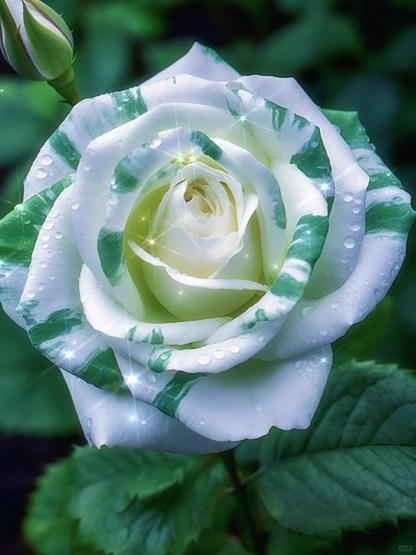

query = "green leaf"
(250, 361), (416, 538)
(24, 446), (228, 555)
(0, 304), (79, 435)
(0, 79), (68, 167)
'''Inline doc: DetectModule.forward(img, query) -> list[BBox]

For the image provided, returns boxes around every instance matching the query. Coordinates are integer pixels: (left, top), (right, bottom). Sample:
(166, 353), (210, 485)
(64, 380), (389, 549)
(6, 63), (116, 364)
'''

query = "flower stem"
(220, 449), (266, 555)
(47, 66), (82, 106)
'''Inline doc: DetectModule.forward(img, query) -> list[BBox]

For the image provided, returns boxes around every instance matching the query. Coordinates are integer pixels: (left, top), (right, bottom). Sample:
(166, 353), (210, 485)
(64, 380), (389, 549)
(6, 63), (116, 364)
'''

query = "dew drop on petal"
(50, 274), (56, 280)
(36, 168), (48, 179)
(149, 137), (162, 149)
(295, 360), (303, 369)
(348, 223), (360, 232)
(84, 164), (91, 172)
(331, 300), (340, 309)
(199, 419), (206, 426)
(257, 335), (265, 342)
(343, 191), (354, 202)
(27, 290), (35, 299)
(229, 345), (240, 354)
(302, 306), (315, 316)
(146, 372), (157, 384)
(344, 236), (356, 249)
(42, 154), (53, 166)
(43, 221), (54, 230)
(214, 350), (225, 359)
(307, 371), (314, 379)
(71, 202), (80, 210)
(352, 206), (360, 214)
(55, 232), (63, 240)
(197, 354), (210, 365)
(313, 384), (319, 393)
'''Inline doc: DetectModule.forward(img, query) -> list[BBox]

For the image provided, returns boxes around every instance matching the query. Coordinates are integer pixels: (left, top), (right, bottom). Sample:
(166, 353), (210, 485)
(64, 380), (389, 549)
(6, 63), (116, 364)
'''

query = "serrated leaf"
(251, 361), (416, 538)
(0, 305), (80, 435)
(24, 446), (228, 555)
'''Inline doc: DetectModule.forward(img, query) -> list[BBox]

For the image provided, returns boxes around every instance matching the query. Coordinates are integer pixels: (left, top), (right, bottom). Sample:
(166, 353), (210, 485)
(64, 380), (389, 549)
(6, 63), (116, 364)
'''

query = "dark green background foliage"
(1, 0), (416, 554)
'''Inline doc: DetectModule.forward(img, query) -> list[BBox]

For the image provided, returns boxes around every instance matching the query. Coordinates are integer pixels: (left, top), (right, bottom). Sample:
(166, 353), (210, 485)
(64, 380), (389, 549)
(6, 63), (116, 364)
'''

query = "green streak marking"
(126, 326), (164, 345)
(242, 308), (269, 330)
(153, 372), (207, 419)
(113, 160), (140, 194)
(0, 177), (72, 270)
(270, 214), (328, 297)
(365, 201), (416, 237)
(322, 109), (369, 151)
(97, 227), (125, 287)
(112, 88), (147, 121)
(26, 308), (83, 348)
(15, 300), (39, 326)
(148, 349), (174, 373)
(49, 130), (81, 170)
(264, 99), (308, 134)
(366, 171), (404, 192)
(290, 127), (332, 182)
(78, 348), (123, 391)
(191, 130), (223, 160)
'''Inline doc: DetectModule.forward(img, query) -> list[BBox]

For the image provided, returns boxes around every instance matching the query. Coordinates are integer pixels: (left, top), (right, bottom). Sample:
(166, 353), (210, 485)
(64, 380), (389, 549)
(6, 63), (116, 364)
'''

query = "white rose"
(0, 43), (414, 454)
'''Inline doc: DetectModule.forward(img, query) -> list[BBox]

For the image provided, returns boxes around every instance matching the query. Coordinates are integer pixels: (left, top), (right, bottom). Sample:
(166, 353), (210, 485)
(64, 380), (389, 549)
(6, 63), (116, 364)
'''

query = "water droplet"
(42, 234), (50, 242)
(146, 372), (157, 384)
(110, 176), (116, 186)
(27, 290), (35, 299)
(84, 164), (91, 172)
(108, 194), (118, 206)
(41, 242), (48, 249)
(29, 272), (36, 279)
(382, 278), (389, 286)
(295, 360), (303, 369)
(313, 384), (319, 393)
(307, 371), (314, 379)
(86, 418), (92, 428)
(331, 300), (340, 309)
(50, 274), (56, 280)
(42, 154), (53, 165)
(46, 251), (54, 259)
(374, 288), (381, 299)
(257, 335), (265, 342)
(310, 336), (317, 344)
(55, 232), (63, 240)
(43, 221), (54, 230)
(354, 291), (361, 298)
(392, 196), (404, 205)
(344, 236), (356, 249)
(214, 350), (225, 359)
(352, 206), (360, 214)
(197, 354), (210, 365)
(341, 258), (348, 264)
(40, 261), (47, 269)
(23, 220), (31, 225)
(199, 419), (206, 426)
(71, 202), (80, 210)
(348, 223), (360, 232)
(229, 345), (240, 354)
(343, 191), (354, 202)
(149, 137), (162, 149)
(38, 284), (45, 291)
(36, 168), (48, 179)
(302, 306), (315, 316)
(311, 139), (319, 147)
(320, 328), (328, 336)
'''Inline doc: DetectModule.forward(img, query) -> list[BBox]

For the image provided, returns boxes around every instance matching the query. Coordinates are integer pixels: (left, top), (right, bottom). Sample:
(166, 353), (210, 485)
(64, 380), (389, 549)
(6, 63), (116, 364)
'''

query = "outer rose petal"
(117, 346), (332, 442)
(61, 370), (237, 454)
(143, 42), (241, 85)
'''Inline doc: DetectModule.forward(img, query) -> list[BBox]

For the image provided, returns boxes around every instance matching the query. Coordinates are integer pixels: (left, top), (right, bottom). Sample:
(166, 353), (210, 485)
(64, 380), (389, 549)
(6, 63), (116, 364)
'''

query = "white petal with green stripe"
(118, 346), (332, 442)
(62, 370), (236, 453)
(24, 88), (149, 201)
(236, 76), (370, 297)
(0, 176), (74, 326)
(16, 186), (122, 391)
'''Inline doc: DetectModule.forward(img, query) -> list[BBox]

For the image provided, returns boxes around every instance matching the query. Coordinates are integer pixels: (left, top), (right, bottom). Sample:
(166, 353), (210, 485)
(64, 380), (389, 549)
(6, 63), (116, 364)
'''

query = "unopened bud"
(0, 0), (74, 81)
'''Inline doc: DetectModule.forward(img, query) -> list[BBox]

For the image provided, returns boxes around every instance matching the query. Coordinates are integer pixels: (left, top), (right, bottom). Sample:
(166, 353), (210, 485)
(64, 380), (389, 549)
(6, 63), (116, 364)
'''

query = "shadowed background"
(0, 0), (416, 553)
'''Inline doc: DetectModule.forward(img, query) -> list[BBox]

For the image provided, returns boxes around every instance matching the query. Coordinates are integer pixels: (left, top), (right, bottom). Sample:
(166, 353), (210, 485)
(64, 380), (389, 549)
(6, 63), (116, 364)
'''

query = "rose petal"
(17, 186), (122, 390)
(143, 42), (241, 86)
(118, 346), (332, 442)
(61, 370), (236, 454)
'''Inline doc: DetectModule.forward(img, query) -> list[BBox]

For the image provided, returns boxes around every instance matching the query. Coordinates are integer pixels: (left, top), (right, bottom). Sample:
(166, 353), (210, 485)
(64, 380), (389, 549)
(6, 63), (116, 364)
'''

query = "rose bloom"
(0, 44), (414, 454)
